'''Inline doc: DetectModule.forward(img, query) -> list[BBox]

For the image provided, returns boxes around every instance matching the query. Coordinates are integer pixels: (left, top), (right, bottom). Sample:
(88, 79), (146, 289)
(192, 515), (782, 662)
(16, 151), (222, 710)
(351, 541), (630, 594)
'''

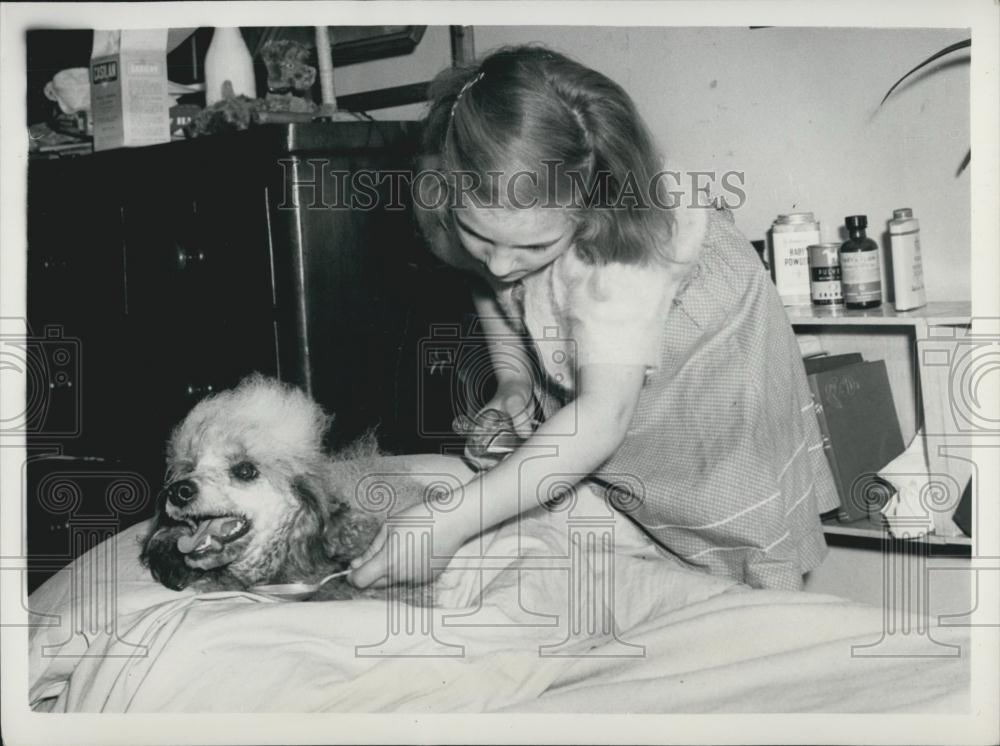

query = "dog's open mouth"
(176, 515), (252, 557)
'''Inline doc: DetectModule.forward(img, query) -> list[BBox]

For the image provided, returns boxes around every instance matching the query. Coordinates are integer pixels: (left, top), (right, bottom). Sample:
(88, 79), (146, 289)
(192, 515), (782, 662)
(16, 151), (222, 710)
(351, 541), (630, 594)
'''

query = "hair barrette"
(450, 71), (485, 118)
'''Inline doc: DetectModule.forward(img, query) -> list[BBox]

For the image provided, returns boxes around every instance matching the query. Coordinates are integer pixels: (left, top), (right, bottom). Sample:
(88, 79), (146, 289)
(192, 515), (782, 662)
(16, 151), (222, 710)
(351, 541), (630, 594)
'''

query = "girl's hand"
(347, 495), (470, 590)
(452, 380), (538, 471)
(481, 378), (538, 438)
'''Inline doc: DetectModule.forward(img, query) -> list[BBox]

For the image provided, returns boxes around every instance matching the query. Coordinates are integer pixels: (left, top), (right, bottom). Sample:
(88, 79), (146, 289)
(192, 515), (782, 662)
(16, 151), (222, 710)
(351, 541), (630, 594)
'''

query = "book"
(804, 353), (864, 518)
(805, 359), (906, 522)
(803, 353), (863, 376)
(807, 372), (846, 520)
(952, 477), (972, 537)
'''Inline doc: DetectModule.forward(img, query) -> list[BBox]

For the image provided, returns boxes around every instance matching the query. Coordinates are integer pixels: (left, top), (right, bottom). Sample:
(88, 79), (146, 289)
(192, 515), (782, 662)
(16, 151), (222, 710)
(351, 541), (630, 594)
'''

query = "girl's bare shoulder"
(556, 204), (710, 312)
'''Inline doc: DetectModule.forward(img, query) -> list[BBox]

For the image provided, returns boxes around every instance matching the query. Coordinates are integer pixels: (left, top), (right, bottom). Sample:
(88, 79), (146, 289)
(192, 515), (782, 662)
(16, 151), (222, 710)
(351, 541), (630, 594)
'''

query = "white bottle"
(204, 27), (256, 106)
(888, 208), (927, 311)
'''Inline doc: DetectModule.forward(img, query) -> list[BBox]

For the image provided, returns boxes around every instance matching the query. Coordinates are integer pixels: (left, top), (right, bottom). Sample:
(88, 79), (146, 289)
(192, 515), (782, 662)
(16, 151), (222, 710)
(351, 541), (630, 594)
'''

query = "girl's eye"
(230, 461), (259, 482)
(458, 235), (488, 254)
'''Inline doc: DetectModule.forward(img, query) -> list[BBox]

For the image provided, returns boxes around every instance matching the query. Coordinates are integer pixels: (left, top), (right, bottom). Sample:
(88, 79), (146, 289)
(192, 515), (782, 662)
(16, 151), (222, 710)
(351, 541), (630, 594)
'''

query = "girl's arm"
(470, 285), (537, 435)
(457, 361), (646, 531)
(349, 361), (646, 588)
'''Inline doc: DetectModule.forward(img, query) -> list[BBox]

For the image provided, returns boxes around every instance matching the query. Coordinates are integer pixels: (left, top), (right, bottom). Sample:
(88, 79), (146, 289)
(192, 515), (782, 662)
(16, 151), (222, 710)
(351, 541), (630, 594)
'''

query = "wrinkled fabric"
(29, 484), (967, 714)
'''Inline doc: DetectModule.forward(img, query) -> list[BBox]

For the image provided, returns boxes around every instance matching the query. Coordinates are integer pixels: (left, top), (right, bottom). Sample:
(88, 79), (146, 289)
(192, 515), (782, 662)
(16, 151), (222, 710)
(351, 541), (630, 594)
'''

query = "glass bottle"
(839, 215), (882, 309)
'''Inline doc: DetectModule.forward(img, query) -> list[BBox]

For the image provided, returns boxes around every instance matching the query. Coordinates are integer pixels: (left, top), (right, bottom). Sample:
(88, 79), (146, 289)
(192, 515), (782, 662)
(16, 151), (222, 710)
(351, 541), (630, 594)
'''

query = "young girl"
(350, 45), (839, 592)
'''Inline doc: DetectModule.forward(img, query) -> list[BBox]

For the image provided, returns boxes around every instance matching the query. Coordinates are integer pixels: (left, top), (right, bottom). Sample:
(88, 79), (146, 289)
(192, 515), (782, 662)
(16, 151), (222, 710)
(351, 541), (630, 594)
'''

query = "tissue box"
(90, 30), (170, 151)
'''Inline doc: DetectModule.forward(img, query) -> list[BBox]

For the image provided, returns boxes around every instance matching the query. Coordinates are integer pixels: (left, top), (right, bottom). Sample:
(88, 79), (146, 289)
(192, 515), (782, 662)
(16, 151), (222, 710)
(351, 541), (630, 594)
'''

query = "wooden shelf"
(786, 301), (971, 327)
(822, 515), (972, 547)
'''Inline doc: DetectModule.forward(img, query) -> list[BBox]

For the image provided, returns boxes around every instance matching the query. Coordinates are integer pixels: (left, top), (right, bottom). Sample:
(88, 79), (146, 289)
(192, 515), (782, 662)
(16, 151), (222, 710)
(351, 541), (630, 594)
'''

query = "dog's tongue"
(177, 517), (239, 554)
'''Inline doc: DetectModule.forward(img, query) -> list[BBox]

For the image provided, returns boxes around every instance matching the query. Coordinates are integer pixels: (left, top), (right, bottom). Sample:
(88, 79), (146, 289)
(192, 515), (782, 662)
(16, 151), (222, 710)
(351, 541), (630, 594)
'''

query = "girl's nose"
(485, 250), (514, 278)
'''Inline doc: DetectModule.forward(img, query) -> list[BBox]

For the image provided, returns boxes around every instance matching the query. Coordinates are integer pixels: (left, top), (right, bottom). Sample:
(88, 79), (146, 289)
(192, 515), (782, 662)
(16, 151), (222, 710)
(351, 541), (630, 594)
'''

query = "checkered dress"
(500, 209), (840, 591)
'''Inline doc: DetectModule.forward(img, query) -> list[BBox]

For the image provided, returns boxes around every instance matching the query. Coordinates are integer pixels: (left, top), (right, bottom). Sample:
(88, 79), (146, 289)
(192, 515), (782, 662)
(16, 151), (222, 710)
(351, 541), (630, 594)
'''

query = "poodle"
(139, 374), (431, 602)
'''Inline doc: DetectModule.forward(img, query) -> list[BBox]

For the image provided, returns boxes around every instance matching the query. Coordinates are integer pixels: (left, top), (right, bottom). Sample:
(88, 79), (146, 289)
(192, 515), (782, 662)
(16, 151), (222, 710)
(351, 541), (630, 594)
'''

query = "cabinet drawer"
(121, 189), (273, 322)
(120, 314), (278, 451)
(27, 159), (125, 319)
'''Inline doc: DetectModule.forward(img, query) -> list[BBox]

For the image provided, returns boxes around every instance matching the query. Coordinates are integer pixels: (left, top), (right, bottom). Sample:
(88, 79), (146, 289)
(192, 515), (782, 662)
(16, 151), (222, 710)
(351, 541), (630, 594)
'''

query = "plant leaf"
(956, 149), (971, 177)
(880, 39), (971, 106)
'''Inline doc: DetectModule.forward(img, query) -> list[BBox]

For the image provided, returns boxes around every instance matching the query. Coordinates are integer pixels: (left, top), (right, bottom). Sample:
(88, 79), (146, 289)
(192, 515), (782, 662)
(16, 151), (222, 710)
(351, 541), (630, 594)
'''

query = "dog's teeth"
(194, 535), (213, 552)
(222, 518), (246, 537)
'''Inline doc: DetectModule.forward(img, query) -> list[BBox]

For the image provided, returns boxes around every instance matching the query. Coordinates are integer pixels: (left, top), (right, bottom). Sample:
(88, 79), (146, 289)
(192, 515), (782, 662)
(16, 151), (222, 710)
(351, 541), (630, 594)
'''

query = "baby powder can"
(888, 208), (927, 311)
(808, 243), (844, 306)
(770, 213), (821, 306)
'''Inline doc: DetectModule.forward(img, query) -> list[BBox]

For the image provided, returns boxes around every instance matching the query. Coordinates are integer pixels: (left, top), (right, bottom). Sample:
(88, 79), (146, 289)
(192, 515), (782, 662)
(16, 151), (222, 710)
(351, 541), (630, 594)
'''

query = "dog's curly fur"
(139, 374), (427, 602)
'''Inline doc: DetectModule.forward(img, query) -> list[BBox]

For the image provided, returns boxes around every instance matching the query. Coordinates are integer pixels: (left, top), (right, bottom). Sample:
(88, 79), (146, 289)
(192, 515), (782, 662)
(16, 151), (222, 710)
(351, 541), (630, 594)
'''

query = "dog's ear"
(288, 472), (343, 573)
(289, 464), (383, 571)
(139, 523), (199, 591)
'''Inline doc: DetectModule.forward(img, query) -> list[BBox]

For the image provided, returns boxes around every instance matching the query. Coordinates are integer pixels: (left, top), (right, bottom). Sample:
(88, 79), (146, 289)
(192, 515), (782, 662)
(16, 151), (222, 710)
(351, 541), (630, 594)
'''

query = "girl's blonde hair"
(422, 44), (676, 266)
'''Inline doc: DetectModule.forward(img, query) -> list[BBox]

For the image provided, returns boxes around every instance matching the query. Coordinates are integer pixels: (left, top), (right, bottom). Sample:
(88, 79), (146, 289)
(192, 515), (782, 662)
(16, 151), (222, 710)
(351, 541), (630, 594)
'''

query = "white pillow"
(29, 519), (193, 706)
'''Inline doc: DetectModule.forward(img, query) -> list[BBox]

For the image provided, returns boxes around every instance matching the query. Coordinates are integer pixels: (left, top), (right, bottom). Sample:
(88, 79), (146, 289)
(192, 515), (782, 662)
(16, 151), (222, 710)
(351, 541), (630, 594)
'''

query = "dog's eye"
(230, 461), (259, 482)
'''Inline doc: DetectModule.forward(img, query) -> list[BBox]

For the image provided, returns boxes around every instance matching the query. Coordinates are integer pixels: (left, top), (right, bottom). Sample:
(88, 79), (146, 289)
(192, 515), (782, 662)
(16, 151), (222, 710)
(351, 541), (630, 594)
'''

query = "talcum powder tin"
(770, 212), (821, 306)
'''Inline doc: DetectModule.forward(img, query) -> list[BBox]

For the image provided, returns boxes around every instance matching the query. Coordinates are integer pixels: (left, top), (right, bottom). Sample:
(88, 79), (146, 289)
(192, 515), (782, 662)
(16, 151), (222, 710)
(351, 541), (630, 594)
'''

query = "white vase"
(204, 27), (256, 105)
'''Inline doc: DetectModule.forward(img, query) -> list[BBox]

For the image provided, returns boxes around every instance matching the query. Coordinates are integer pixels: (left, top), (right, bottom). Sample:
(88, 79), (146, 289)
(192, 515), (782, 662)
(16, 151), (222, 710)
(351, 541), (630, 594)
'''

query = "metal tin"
(807, 242), (844, 306)
(770, 212), (821, 306)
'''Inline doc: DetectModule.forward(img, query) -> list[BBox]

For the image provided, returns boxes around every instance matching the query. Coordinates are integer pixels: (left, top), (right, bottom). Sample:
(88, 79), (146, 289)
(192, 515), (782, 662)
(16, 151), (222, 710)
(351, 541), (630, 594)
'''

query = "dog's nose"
(166, 479), (198, 506)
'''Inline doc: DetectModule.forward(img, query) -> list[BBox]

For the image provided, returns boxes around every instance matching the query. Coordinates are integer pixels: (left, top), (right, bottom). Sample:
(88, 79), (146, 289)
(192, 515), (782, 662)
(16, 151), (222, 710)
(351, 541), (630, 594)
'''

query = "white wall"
(336, 26), (971, 303)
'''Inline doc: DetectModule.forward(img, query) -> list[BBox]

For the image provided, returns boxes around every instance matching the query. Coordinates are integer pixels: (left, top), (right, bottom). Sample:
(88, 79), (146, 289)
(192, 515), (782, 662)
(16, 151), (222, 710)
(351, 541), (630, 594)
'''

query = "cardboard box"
(90, 30), (170, 151)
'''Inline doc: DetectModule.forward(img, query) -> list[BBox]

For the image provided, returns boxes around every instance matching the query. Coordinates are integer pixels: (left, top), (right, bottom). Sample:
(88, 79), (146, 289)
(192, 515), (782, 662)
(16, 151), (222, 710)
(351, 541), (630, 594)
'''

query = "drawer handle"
(175, 245), (206, 271)
(41, 256), (70, 272)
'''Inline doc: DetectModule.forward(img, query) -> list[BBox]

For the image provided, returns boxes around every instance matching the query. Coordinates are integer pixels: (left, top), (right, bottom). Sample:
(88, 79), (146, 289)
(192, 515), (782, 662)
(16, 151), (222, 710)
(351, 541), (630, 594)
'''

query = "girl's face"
(451, 202), (575, 284)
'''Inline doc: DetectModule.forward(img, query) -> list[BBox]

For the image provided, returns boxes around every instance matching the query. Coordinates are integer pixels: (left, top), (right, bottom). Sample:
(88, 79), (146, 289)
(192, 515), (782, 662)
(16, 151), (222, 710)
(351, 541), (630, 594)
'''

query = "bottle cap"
(892, 208), (913, 219)
(845, 215), (868, 230)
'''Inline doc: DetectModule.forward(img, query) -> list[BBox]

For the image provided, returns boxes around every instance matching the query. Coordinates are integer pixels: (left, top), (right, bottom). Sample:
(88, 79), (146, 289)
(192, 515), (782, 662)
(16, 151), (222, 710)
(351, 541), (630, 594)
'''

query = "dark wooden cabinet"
(25, 122), (483, 591)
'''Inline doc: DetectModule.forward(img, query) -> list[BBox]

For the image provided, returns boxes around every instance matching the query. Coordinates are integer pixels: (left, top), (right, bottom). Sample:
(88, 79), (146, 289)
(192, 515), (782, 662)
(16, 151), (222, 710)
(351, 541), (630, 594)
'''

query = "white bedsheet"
(28, 458), (970, 714)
